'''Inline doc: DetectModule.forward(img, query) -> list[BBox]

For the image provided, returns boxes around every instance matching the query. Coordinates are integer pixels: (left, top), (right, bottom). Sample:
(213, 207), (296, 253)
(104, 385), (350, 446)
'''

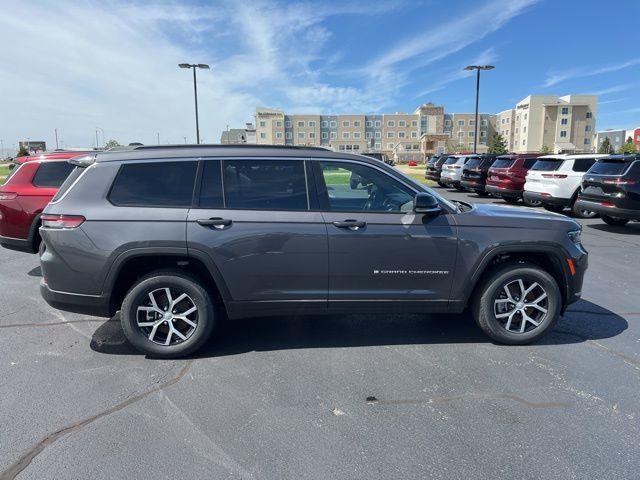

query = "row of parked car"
(425, 152), (640, 226)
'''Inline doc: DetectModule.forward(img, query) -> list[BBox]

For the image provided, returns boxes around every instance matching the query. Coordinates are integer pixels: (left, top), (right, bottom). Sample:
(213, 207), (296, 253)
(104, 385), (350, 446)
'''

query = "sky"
(1, 0), (639, 151)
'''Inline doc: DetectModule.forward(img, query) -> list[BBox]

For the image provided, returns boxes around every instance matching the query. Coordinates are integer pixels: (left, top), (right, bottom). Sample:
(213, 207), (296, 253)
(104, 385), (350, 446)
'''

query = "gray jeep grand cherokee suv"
(39, 145), (587, 358)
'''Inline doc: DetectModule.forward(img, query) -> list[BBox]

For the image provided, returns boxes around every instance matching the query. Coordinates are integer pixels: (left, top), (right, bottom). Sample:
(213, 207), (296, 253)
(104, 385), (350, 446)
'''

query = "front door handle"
(332, 219), (366, 230)
(196, 218), (232, 229)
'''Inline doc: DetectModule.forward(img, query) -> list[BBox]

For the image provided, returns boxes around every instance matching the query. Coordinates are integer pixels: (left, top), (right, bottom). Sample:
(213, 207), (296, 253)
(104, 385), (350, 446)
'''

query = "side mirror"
(414, 192), (442, 215)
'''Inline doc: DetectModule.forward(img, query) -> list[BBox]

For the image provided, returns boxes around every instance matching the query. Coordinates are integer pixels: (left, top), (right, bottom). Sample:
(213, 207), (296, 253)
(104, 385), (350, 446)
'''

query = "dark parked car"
(363, 152), (394, 166)
(1, 159), (77, 252)
(486, 154), (541, 206)
(460, 154), (498, 196)
(575, 154), (640, 226)
(40, 145), (587, 358)
(424, 154), (448, 186)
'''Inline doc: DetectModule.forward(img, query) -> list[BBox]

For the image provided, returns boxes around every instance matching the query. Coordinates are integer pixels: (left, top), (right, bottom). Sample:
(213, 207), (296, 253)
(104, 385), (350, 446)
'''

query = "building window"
(330, 132), (336, 139)
(342, 121), (350, 127)
(309, 121), (316, 128)
(523, 114), (527, 120)
(586, 112), (592, 119)
(353, 121), (361, 127)
(309, 132), (316, 139)
(366, 132), (372, 139)
(353, 132), (361, 139)
(412, 120), (418, 127)
(515, 128), (519, 134)
(343, 132), (350, 139)
(482, 119), (488, 126)
(321, 121), (327, 127)
(387, 120), (395, 127)
(457, 120), (465, 126)
(469, 131), (475, 138)
(387, 131), (395, 138)
(330, 121), (337, 127)
(285, 121), (292, 128)
(615, 136), (620, 142)
(444, 120), (451, 127)
(259, 121), (266, 127)
(560, 130), (567, 138)
(585, 125), (591, 132)
(275, 121), (283, 127)
(353, 145), (360, 151)
(561, 107), (569, 115)
(375, 132), (381, 139)
(398, 120), (406, 127)
(374, 143), (381, 150)
(411, 131), (418, 138)
(366, 120), (372, 127)
(523, 126), (527, 133)
(398, 132), (405, 138)
(297, 121), (305, 127)
(286, 132), (292, 139)
(322, 132), (328, 139)
(480, 131), (486, 138)
(522, 139), (526, 146)
(584, 138), (590, 145)
(298, 132), (305, 139)
(260, 133), (266, 139)
(387, 143), (394, 149)
(276, 132), (283, 139)
(375, 120), (381, 127)
(338, 145), (346, 151)
(457, 132), (464, 138)
(469, 120), (475, 126)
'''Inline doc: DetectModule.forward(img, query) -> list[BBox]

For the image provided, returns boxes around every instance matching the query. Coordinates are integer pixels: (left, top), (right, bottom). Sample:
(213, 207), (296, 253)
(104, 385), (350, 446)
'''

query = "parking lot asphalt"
(1, 187), (639, 480)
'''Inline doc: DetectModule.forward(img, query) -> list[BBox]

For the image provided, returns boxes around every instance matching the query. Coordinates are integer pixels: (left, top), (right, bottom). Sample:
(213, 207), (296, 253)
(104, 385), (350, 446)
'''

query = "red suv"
(1, 159), (76, 252)
(11, 150), (94, 169)
(486, 154), (541, 205)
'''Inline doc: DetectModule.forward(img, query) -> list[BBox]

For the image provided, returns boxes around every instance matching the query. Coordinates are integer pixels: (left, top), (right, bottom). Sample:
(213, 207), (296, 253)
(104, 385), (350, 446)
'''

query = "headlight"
(568, 229), (582, 244)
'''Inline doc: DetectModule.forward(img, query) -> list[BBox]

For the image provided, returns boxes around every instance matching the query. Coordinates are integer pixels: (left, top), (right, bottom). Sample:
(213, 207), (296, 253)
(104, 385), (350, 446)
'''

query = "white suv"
(523, 154), (607, 218)
(440, 155), (469, 190)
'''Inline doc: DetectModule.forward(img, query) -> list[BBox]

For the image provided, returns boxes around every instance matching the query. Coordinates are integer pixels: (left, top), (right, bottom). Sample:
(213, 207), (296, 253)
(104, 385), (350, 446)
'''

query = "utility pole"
(55, 129), (59, 149)
(464, 65), (495, 154)
(157, 132), (160, 145)
(179, 63), (210, 144)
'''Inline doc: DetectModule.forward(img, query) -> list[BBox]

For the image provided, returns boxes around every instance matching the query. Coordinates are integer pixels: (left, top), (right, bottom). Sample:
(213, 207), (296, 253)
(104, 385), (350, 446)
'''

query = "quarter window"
(317, 161), (414, 213)
(199, 160), (223, 208)
(223, 160), (307, 211)
(110, 161), (197, 207)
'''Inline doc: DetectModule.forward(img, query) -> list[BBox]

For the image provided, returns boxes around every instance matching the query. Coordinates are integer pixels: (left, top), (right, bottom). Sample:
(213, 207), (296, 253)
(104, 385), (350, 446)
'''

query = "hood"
(456, 202), (580, 230)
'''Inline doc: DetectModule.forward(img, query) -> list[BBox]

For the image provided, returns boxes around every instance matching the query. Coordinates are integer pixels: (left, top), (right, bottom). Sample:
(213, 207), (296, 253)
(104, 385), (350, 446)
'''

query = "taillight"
(41, 214), (85, 229)
(0, 192), (18, 200)
(600, 202), (615, 207)
(541, 174), (568, 179)
(603, 179), (635, 185)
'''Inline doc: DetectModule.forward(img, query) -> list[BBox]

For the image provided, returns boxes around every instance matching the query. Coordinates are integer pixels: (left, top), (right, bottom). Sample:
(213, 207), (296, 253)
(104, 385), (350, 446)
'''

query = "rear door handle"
(196, 218), (232, 228)
(332, 219), (366, 230)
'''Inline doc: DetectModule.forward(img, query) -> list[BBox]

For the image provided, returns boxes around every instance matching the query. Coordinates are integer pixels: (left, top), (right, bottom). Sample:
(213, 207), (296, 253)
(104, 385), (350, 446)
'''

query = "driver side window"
(318, 161), (414, 212)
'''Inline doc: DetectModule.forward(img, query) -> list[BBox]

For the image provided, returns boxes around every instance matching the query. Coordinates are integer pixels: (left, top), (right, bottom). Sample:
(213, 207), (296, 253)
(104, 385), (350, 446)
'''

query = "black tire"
(543, 204), (564, 213)
(601, 215), (629, 226)
(571, 199), (598, 218)
(454, 184), (465, 191)
(523, 197), (542, 207)
(437, 181), (446, 187)
(120, 270), (216, 358)
(472, 263), (561, 345)
(475, 190), (490, 197)
(503, 196), (519, 204)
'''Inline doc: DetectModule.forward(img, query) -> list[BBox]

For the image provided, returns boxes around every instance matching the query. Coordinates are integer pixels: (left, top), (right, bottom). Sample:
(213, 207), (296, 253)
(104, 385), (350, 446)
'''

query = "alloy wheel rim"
(493, 278), (548, 334)
(136, 288), (198, 346)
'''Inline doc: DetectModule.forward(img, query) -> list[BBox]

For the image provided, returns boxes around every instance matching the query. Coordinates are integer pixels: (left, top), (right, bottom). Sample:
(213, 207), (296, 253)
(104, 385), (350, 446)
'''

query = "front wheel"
(523, 197), (542, 207)
(120, 270), (216, 358)
(601, 215), (629, 226)
(503, 196), (520, 204)
(472, 263), (561, 344)
(437, 181), (446, 187)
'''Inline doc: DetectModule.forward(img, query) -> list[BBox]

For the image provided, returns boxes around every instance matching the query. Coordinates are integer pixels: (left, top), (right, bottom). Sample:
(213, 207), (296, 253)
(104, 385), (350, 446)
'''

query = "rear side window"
(32, 162), (76, 187)
(51, 167), (83, 202)
(109, 161), (197, 207)
(531, 159), (562, 171)
(223, 159), (308, 211)
(572, 158), (596, 172)
(491, 158), (514, 168)
(588, 160), (633, 176)
(523, 158), (538, 169)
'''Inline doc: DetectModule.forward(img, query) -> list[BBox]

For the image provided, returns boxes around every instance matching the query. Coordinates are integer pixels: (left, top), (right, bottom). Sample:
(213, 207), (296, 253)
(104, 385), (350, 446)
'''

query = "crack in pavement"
(0, 318), (115, 329)
(553, 330), (640, 371)
(0, 360), (194, 480)
(366, 392), (571, 409)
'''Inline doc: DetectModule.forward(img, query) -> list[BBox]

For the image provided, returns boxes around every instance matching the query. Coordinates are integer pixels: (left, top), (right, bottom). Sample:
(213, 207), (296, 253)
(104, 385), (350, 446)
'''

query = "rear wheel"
(543, 204), (564, 213)
(454, 184), (465, 191)
(601, 215), (629, 226)
(472, 263), (561, 345)
(523, 197), (542, 207)
(437, 181), (446, 187)
(503, 197), (520, 204)
(475, 190), (490, 197)
(571, 199), (598, 218)
(120, 270), (216, 358)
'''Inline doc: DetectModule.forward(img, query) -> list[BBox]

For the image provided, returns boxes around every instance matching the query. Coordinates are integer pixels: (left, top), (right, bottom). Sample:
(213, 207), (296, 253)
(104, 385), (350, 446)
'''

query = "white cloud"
(544, 59), (640, 87)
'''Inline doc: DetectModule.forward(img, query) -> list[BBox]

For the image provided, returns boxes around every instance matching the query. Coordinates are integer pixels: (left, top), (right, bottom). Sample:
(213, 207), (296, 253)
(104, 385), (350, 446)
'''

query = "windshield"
(531, 159), (563, 171)
(588, 159), (634, 176)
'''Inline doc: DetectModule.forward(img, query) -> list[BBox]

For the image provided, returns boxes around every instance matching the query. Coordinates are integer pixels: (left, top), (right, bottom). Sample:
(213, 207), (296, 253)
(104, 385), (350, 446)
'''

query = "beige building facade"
(497, 109), (515, 151)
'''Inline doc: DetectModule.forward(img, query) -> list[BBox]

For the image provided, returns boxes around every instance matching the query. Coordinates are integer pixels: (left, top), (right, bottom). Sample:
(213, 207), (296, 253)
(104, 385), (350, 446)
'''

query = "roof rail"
(132, 144), (330, 151)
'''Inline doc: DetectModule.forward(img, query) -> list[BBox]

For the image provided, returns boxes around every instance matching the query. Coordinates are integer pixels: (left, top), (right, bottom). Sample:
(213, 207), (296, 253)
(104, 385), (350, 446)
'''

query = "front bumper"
(565, 249), (588, 309)
(575, 199), (640, 221)
(485, 185), (522, 198)
(40, 280), (111, 317)
(523, 191), (571, 207)
(0, 235), (33, 253)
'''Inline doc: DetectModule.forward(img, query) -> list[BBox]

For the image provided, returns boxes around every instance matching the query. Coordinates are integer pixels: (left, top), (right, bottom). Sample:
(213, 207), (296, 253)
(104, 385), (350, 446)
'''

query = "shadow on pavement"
(89, 300), (627, 358)
(27, 266), (42, 277)
(586, 222), (640, 236)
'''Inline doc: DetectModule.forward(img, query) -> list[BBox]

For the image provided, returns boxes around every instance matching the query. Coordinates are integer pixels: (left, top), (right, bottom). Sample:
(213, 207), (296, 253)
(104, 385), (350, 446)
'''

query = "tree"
(16, 145), (29, 157)
(487, 133), (508, 154)
(104, 139), (121, 149)
(540, 145), (550, 154)
(618, 137), (637, 154)
(598, 137), (614, 154)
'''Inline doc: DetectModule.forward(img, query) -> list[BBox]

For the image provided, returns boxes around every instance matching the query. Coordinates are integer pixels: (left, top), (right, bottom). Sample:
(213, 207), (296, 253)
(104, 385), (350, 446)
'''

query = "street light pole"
(179, 63), (210, 144)
(464, 65), (494, 154)
(55, 128), (59, 149)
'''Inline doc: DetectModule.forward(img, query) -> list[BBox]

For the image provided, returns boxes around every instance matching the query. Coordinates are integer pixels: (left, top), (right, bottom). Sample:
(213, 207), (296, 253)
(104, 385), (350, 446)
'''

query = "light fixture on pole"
(179, 63), (210, 144)
(464, 65), (494, 154)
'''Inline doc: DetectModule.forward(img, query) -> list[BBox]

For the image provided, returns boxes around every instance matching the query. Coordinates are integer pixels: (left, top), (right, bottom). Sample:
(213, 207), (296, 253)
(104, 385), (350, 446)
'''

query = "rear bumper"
(486, 185), (522, 198)
(523, 191), (571, 207)
(40, 280), (111, 317)
(461, 180), (486, 191)
(0, 235), (34, 253)
(575, 199), (640, 220)
(425, 172), (441, 181)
